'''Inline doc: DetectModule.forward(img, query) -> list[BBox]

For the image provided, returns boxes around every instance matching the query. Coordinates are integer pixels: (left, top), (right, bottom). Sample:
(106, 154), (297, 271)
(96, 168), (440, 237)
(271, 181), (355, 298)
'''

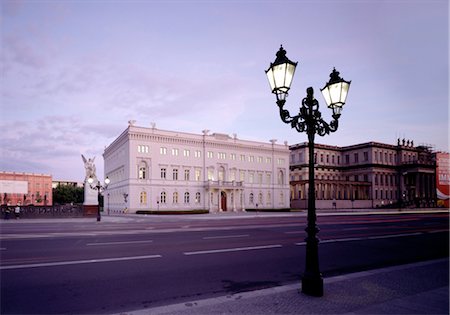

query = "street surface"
(1, 211), (448, 314)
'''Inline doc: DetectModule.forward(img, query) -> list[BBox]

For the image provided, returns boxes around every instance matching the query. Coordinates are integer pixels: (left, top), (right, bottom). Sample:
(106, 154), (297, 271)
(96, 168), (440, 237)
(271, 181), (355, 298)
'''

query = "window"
(248, 156), (255, 163)
(160, 147), (167, 155)
(195, 150), (201, 158)
(332, 155), (335, 164)
(267, 192), (271, 205)
(230, 170), (236, 181)
(138, 162), (147, 179)
(173, 192), (179, 204)
(230, 153), (236, 160)
(258, 193), (263, 205)
(184, 192), (190, 203)
(208, 168), (214, 180)
(140, 191), (147, 204)
(266, 173), (271, 184)
(240, 154), (246, 161)
(240, 171), (245, 182)
(249, 193), (254, 204)
(183, 149), (190, 157)
(160, 168), (166, 179)
(354, 153), (359, 163)
(320, 154), (324, 163)
(218, 167), (225, 181)
(138, 145), (149, 153)
(258, 173), (263, 185)
(195, 169), (201, 181)
(195, 192), (201, 203)
(218, 152), (227, 159)
(266, 157), (272, 164)
(345, 155), (350, 164)
(207, 151), (214, 158)
(160, 191), (167, 204)
(277, 158), (285, 165)
(173, 169), (178, 180)
(184, 169), (190, 181)
(258, 156), (263, 163)
(249, 173), (254, 183)
(172, 148), (179, 156)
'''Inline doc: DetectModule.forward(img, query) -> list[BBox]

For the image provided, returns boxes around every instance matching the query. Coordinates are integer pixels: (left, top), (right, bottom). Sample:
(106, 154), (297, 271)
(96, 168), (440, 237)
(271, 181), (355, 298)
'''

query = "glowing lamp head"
(265, 45), (298, 101)
(320, 68), (351, 116)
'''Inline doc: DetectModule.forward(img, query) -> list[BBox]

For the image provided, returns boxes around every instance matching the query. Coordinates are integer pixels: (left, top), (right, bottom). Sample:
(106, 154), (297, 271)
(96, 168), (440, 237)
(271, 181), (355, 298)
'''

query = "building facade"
(103, 123), (290, 213)
(289, 139), (436, 209)
(0, 171), (53, 206)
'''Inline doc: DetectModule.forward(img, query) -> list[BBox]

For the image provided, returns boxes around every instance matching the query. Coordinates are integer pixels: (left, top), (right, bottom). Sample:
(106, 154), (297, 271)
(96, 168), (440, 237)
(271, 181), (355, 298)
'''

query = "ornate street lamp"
(265, 45), (351, 297)
(87, 176), (110, 222)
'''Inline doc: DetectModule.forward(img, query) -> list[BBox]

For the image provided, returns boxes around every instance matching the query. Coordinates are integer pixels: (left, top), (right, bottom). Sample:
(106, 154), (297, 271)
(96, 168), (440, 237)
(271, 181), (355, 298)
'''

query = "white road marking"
(202, 234), (249, 240)
(86, 240), (154, 246)
(184, 244), (282, 256)
(0, 254), (162, 270)
(342, 227), (369, 231)
(295, 232), (427, 246)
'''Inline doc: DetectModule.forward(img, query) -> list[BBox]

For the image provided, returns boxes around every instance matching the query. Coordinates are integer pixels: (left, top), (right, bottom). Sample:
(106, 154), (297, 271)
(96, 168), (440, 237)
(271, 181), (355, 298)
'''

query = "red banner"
(436, 152), (450, 208)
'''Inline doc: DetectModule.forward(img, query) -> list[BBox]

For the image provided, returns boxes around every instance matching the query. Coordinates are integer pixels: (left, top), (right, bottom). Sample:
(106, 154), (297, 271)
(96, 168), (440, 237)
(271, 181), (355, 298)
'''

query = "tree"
(53, 185), (84, 205)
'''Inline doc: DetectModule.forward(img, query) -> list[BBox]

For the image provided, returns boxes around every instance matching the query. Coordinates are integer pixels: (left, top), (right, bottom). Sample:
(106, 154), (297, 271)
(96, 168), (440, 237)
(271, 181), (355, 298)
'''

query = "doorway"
(221, 191), (227, 211)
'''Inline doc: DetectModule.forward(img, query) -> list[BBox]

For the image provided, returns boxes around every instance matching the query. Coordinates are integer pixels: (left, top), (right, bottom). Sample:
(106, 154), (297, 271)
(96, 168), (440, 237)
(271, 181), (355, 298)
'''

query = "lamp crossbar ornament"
(265, 46), (351, 297)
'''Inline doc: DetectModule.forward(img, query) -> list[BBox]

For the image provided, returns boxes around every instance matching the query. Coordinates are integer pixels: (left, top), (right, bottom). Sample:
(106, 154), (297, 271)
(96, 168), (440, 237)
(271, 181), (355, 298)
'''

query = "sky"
(1, 0), (448, 182)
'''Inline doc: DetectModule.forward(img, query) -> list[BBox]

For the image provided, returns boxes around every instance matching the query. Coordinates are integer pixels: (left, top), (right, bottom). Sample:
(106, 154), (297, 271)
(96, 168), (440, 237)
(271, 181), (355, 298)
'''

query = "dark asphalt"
(1, 212), (448, 314)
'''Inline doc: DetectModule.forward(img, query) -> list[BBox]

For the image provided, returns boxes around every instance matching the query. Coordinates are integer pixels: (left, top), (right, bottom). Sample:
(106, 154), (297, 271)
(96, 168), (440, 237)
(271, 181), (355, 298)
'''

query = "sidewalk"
(120, 258), (449, 315)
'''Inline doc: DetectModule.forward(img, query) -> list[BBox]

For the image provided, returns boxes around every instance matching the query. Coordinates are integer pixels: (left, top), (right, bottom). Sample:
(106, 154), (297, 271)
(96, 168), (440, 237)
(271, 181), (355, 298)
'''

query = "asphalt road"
(1, 211), (448, 314)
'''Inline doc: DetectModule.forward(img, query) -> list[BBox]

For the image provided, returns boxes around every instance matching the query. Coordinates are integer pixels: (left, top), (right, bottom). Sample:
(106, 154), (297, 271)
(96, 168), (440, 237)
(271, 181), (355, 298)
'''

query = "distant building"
(289, 139), (436, 209)
(0, 171), (53, 206)
(52, 180), (83, 189)
(103, 123), (290, 213)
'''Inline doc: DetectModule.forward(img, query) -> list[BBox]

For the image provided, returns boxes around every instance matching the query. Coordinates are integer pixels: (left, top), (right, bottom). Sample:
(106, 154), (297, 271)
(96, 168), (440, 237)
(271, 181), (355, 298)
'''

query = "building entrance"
(221, 191), (227, 211)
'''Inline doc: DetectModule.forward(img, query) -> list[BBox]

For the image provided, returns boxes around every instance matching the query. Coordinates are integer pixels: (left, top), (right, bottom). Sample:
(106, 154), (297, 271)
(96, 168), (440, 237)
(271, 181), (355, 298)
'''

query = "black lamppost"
(265, 46), (351, 297)
(88, 176), (110, 222)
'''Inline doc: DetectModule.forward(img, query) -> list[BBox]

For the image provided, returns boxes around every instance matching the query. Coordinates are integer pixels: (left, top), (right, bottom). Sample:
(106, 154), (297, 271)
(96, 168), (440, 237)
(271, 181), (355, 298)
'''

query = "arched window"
(140, 191), (147, 205)
(138, 161), (147, 179)
(249, 193), (254, 204)
(258, 192), (263, 205)
(195, 192), (201, 203)
(173, 192), (179, 204)
(160, 191), (166, 204)
(184, 192), (190, 204)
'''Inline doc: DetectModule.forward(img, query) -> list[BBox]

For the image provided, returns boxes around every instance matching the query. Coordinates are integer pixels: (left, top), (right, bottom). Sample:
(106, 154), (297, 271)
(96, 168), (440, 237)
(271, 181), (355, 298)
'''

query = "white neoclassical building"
(103, 122), (290, 214)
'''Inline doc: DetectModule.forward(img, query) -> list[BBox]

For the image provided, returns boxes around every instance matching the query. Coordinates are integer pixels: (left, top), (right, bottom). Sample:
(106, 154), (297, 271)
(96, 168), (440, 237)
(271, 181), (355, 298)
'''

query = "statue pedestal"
(83, 181), (99, 217)
(83, 205), (98, 217)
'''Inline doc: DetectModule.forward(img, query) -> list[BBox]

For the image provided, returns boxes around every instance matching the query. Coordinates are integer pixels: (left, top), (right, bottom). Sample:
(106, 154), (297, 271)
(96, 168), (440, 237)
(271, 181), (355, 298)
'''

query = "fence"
(1, 204), (84, 219)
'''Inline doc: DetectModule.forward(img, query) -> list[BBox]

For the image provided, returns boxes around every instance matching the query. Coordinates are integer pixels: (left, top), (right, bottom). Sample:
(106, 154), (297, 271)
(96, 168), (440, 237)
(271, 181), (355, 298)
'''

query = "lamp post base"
(302, 275), (323, 297)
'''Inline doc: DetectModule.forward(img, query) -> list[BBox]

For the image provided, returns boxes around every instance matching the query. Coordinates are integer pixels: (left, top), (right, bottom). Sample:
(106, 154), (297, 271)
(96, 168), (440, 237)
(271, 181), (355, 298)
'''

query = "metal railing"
(1, 204), (84, 219)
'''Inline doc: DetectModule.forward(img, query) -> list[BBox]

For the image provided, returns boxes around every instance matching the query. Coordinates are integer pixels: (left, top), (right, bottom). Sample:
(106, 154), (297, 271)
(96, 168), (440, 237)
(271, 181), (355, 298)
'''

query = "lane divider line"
(295, 231), (430, 246)
(184, 244), (283, 256)
(86, 240), (154, 246)
(0, 254), (162, 270)
(202, 234), (249, 240)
